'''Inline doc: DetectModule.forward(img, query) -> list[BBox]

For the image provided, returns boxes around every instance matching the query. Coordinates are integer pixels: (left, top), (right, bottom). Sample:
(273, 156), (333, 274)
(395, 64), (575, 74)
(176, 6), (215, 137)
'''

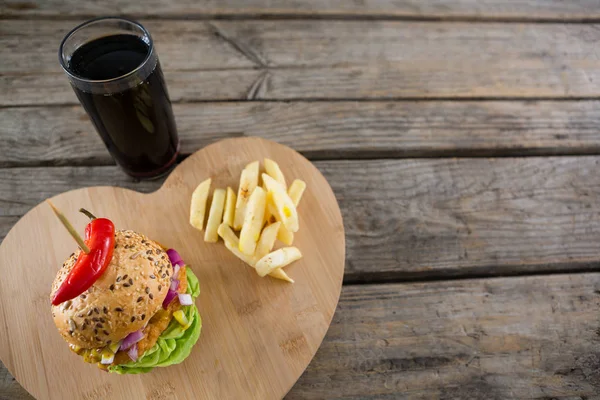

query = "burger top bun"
(51, 230), (172, 349)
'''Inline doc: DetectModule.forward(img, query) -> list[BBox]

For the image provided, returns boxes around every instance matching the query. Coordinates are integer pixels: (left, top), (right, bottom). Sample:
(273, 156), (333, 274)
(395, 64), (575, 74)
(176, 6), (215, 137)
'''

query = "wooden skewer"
(46, 200), (90, 254)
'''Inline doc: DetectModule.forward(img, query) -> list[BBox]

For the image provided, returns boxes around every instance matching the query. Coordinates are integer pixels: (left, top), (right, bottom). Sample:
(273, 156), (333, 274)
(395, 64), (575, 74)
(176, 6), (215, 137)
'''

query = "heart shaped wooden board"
(0, 138), (345, 400)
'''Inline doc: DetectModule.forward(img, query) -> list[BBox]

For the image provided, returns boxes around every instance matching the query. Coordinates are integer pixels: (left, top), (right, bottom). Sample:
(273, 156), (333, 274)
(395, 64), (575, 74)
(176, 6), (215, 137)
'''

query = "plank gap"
(343, 261), (600, 285)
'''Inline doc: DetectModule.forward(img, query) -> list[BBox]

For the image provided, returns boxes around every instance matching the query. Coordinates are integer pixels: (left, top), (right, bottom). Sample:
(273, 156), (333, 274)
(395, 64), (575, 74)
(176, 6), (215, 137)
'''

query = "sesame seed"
(123, 283), (130, 288)
(137, 297), (143, 302)
(162, 273), (166, 278)
(129, 278), (133, 285)
(158, 285), (162, 291)
(92, 317), (99, 322)
(149, 256), (154, 261)
(94, 308), (99, 314)
(131, 316), (135, 322)
(149, 293), (154, 300)
(146, 250), (152, 255)
(154, 261), (159, 266)
(115, 307), (123, 312)
(150, 275), (156, 279)
(103, 307), (108, 314)
(95, 336), (101, 342)
(116, 276), (122, 282)
(96, 323), (103, 329)
(145, 287), (150, 294)
(103, 330), (109, 335)
(87, 309), (93, 316)
(141, 314), (146, 320)
(62, 300), (72, 311)
(99, 317), (106, 323)
(110, 284), (115, 291)
(80, 294), (86, 299)
(94, 329), (98, 334)
(123, 274), (128, 280)
(78, 313), (84, 318)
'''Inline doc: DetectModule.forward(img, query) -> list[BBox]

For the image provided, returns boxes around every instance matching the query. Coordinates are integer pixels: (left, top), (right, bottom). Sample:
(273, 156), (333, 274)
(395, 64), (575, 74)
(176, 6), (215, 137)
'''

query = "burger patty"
(111, 266), (189, 366)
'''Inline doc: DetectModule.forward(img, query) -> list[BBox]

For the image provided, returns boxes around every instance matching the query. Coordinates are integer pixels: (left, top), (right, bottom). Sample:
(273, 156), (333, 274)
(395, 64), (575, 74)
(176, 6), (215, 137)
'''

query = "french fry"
(224, 240), (258, 266)
(288, 179), (306, 207)
(189, 178), (211, 230)
(218, 223), (293, 282)
(255, 247), (302, 277)
(267, 202), (294, 245)
(222, 187), (236, 227)
(218, 223), (241, 246)
(239, 187), (267, 255)
(204, 188), (226, 243)
(256, 222), (281, 259)
(233, 161), (259, 230)
(264, 158), (287, 189)
(262, 174), (299, 232)
(268, 268), (294, 283)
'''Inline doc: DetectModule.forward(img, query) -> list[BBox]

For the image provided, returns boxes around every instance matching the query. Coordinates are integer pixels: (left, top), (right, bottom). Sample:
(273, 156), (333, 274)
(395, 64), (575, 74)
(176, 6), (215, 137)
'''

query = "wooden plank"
(3, 273), (600, 398)
(2, 157), (600, 280)
(0, 20), (253, 74)
(290, 273), (600, 398)
(3, 21), (600, 104)
(3, 101), (600, 166)
(2, 0), (599, 20)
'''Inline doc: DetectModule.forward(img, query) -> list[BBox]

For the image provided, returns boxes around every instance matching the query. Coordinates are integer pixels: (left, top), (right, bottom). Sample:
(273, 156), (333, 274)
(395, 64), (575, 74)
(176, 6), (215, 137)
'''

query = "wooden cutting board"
(0, 137), (345, 400)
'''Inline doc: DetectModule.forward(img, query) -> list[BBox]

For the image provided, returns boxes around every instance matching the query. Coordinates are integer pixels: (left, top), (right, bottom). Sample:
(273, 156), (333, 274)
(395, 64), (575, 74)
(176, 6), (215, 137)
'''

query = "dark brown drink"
(59, 18), (179, 179)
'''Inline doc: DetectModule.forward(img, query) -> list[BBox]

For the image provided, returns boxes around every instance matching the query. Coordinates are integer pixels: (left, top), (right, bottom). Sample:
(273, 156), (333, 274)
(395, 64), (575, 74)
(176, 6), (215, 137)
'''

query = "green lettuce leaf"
(109, 267), (202, 374)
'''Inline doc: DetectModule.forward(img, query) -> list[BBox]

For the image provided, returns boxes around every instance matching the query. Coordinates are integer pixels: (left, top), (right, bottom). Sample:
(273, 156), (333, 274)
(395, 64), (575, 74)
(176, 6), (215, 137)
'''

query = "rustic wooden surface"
(2, 0), (600, 398)
(2, 0), (599, 20)
(4, 21), (600, 105)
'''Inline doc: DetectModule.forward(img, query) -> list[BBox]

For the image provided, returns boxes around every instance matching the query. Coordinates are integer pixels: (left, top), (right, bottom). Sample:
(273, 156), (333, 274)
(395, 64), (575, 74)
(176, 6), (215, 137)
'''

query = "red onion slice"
(127, 345), (138, 362)
(170, 279), (180, 291)
(178, 293), (193, 306)
(162, 289), (178, 309)
(166, 249), (184, 267)
(120, 329), (144, 351)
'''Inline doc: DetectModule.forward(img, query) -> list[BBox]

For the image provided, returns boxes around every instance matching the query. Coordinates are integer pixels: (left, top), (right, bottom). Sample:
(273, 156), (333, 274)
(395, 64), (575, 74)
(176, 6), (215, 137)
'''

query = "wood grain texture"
(4, 101), (600, 166)
(4, 273), (600, 399)
(291, 273), (600, 399)
(0, 138), (345, 400)
(2, 0), (599, 20)
(1, 156), (600, 280)
(3, 21), (600, 104)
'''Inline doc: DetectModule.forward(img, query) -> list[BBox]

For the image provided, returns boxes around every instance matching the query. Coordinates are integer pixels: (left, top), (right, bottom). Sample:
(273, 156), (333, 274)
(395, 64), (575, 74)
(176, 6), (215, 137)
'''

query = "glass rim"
(58, 16), (154, 85)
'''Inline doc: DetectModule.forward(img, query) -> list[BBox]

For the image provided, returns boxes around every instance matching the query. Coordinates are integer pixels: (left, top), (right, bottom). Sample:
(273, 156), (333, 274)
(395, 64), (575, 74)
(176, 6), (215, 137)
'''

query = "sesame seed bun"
(51, 230), (172, 349)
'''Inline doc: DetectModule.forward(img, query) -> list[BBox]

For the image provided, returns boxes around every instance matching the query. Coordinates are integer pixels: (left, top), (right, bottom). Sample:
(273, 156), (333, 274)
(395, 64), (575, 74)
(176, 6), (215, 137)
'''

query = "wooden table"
(2, 1), (600, 398)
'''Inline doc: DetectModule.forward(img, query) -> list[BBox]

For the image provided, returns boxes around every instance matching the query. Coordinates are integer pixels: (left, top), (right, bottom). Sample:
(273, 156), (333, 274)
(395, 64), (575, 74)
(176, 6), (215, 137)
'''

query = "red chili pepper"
(51, 218), (115, 306)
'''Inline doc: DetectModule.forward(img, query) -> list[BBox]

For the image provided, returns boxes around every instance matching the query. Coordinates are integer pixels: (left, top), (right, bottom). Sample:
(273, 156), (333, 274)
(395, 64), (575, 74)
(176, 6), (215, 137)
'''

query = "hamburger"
(50, 221), (201, 374)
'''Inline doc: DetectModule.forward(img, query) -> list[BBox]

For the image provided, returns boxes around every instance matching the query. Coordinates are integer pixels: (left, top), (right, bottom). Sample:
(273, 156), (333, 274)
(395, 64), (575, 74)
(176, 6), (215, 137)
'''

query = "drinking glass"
(59, 17), (179, 179)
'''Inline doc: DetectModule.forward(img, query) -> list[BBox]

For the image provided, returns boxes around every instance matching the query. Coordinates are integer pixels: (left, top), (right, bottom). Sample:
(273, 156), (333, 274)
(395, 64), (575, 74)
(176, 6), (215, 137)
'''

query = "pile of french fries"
(189, 159), (306, 283)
